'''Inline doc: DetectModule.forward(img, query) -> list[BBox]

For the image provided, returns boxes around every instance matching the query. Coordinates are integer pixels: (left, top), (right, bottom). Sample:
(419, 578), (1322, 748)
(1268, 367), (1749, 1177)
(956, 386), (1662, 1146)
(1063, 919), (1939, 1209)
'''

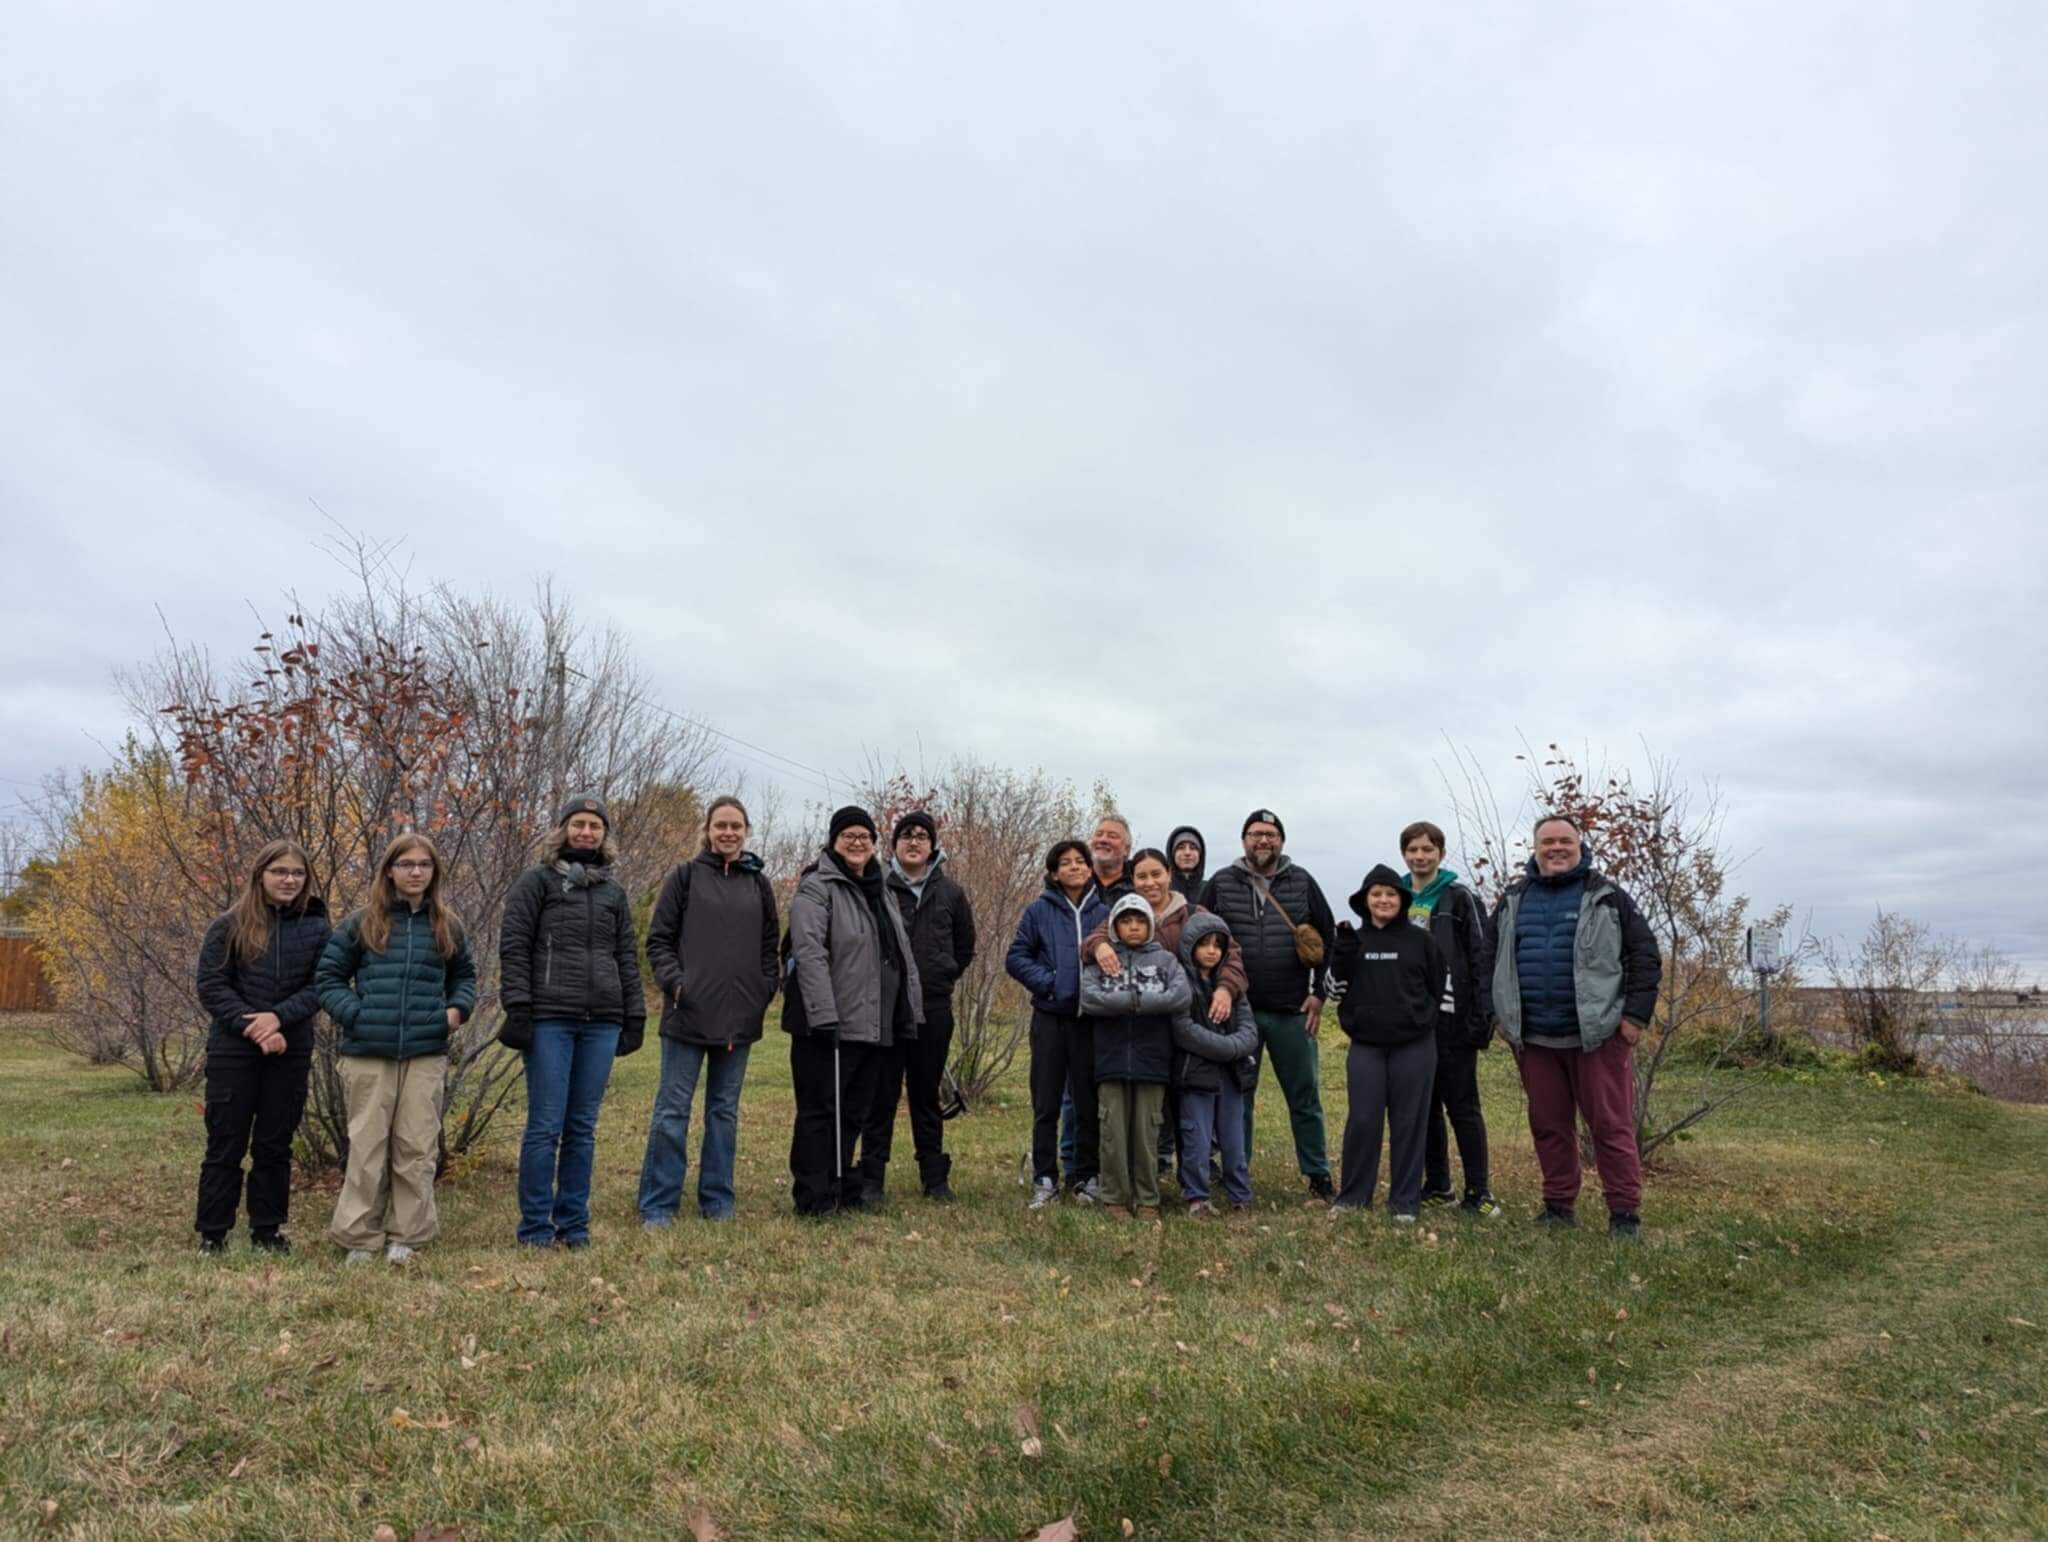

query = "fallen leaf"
(1231, 1333), (1255, 1349)
(1014, 1403), (1041, 1438)
(461, 1437), (481, 1454)
(1615, 1307), (1629, 1321)
(390, 1409), (416, 1429)
(372, 1529), (397, 1542)
(2008, 1317), (2038, 1329)
(1019, 1436), (1044, 1459)
(1587, 1366), (1599, 1384)
(1158, 1452), (1173, 1477)
(686, 1502), (723, 1541)
(1174, 1340), (1191, 1354)
(1027, 1516), (1078, 1541)
(1122, 1521), (1136, 1537)
(1916, 1428), (1933, 1444)
(1135, 1415), (1149, 1429)
(227, 1455), (251, 1479)
(1324, 1302), (1346, 1318)
(39, 1499), (59, 1527)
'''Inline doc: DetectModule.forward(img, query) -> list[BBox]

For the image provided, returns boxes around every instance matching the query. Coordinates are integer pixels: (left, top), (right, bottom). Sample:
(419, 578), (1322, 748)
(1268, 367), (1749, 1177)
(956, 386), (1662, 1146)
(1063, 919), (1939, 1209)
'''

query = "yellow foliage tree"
(35, 741), (219, 1090)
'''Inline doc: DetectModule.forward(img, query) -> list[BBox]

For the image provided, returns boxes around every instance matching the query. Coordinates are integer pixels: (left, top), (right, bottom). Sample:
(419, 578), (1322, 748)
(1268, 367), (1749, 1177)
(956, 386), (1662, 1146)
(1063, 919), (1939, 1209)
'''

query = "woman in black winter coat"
(192, 839), (329, 1254)
(636, 795), (779, 1225)
(498, 794), (646, 1249)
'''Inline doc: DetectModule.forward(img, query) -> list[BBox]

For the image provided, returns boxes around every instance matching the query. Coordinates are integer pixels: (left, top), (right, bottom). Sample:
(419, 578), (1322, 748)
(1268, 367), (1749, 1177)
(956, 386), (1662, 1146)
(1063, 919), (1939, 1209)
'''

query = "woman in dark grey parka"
(784, 806), (922, 1217)
(637, 795), (779, 1224)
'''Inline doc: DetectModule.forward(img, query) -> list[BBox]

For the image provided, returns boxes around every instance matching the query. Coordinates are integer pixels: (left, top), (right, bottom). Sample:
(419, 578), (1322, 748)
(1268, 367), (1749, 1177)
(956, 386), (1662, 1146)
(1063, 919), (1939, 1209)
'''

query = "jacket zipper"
(546, 933), (554, 987)
(583, 884), (595, 1022)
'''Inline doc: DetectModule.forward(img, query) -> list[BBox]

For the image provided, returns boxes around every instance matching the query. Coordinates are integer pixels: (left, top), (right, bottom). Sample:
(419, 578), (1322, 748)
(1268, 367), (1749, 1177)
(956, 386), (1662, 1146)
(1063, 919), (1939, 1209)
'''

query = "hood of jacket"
(1167, 825), (1207, 893)
(1177, 908), (1233, 971)
(1401, 866), (1458, 908)
(695, 847), (766, 876)
(1349, 863), (1414, 925)
(1108, 891), (1156, 943)
(1231, 852), (1295, 880)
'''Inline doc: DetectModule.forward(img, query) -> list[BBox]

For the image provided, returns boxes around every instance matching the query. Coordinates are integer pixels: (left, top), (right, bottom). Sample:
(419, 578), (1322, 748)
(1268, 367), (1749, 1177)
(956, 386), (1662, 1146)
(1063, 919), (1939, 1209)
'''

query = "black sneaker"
(197, 1235), (226, 1256)
(1420, 1188), (1457, 1208)
(922, 1179), (956, 1203)
(858, 1179), (886, 1211)
(1536, 1202), (1578, 1229)
(1461, 1193), (1506, 1220)
(1307, 1174), (1335, 1202)
(1608, 1210), (1642, 1240)
(251, 1232), (291, 1255)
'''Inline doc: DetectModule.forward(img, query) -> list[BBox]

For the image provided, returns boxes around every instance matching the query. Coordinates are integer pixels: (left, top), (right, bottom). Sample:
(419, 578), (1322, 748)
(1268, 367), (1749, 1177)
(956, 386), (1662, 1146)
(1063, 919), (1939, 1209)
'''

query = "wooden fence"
(0, 933), (55, 1011)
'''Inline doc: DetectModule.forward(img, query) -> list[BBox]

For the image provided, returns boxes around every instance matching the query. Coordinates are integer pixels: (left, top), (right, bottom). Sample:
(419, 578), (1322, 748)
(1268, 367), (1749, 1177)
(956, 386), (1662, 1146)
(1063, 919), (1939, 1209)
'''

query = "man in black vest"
(857, 811), (978, 1204)
(1201, 809), (1336, 1201)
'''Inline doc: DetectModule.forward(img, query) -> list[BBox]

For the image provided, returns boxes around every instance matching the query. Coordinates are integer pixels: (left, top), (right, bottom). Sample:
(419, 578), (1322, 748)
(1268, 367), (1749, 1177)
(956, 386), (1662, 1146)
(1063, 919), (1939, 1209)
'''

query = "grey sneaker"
(1391, 1211), (1420, 1226)
(1072, 1177), (1102, 1206)
(385, 1243), (415, 1264)
(1028, 1178), (1058, 1210)
(343, 1248), (376, 1266)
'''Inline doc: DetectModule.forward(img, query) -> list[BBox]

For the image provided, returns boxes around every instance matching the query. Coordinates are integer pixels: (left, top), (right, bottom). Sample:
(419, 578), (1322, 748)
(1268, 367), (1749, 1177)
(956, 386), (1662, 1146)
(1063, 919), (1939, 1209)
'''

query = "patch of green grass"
(0, 1017), (2043, 1539)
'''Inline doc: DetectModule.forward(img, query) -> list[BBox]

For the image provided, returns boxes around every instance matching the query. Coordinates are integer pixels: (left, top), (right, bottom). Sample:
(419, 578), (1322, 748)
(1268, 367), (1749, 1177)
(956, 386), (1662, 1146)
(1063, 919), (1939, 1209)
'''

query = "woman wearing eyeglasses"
(784, 806), (922, 1217)
(315, 832), (477, 1264)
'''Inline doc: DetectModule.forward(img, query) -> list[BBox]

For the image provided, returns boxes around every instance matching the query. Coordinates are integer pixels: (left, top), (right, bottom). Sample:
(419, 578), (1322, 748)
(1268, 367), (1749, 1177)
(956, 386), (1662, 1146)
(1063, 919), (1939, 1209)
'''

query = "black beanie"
(559, 793), (610, 830)
(829, 805), (878, 842)
(893, 810), (938, 846)
(1242, 808), (1285, 840)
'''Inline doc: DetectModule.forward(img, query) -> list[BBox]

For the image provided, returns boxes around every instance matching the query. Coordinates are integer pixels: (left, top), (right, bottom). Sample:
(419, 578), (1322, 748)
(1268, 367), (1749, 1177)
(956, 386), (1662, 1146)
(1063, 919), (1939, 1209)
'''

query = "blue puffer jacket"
(1513, 852), (1587, 1037)
(317, 905), (479, 1060)
(1005, 880), (1109, 1016)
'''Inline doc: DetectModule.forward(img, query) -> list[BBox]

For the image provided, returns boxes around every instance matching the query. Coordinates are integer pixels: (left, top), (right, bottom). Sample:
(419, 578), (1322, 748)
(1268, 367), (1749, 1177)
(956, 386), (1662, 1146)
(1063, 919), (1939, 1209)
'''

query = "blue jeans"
(517, 1020), (620, 1246)
(1179, 1082), (1251, 1206)
(638, 1037), (752, 1221)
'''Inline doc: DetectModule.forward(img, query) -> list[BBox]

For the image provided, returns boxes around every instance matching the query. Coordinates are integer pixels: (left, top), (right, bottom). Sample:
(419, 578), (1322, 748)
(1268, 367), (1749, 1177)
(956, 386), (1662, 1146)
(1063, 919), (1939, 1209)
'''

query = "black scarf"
(829, 848), (899, 968)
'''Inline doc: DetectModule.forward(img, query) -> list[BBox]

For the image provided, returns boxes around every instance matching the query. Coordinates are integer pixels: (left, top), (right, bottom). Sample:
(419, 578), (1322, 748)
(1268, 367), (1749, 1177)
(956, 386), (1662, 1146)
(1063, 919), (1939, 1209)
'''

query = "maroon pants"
(1518, 1035), (1642, 1214)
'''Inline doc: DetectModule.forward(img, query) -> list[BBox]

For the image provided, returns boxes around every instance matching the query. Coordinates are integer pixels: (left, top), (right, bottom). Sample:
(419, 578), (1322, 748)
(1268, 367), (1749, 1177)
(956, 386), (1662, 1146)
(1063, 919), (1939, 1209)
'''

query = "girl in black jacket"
(499, 794), (646, 1248)
(1324, 864), (1451, 1220)
(192, 840), (329, 1254)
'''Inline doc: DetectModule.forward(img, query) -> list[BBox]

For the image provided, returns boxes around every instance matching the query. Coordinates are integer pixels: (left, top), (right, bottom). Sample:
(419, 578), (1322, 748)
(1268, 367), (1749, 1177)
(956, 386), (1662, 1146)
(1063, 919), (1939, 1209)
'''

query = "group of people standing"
(190, 793), (1661, 1258)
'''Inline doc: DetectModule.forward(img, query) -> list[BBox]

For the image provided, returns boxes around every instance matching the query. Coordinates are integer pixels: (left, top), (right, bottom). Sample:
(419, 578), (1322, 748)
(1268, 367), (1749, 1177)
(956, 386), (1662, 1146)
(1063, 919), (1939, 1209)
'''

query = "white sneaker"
(1391, 1212), (1419, 1226)
(1073, 1177), (1101, 1206)
(343, 1249), (376, 1266)
(1028, 1178), (1058, 1210)
(385, 1243), (415, 1264)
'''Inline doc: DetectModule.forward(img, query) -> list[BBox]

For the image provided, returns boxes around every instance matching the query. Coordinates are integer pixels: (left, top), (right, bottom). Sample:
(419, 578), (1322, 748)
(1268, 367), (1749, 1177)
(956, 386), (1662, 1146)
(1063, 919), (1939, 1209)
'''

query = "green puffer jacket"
(316, 905), (479, 1060)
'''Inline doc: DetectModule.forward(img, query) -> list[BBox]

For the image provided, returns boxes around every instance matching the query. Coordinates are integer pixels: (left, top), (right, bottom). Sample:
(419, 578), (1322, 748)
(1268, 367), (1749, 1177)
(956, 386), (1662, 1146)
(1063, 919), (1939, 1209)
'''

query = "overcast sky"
(3, 3), (2043, 975)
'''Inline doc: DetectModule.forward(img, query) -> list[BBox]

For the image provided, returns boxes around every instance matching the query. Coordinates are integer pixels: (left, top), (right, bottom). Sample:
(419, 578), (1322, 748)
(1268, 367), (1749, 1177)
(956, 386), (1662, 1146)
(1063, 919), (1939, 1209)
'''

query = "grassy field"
(1, 1018), (2044, 1541)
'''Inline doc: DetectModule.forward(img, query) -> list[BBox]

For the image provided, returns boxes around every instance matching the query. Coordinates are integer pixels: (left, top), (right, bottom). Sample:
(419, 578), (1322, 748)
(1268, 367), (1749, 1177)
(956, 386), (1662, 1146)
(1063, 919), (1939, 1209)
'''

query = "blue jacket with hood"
(1005, 878), (1111, 1016)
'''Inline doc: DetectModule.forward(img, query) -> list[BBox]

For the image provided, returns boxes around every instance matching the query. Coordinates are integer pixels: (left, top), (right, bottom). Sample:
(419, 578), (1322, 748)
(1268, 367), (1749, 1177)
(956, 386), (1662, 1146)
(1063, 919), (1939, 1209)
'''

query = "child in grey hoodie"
(1080, 895), (1193, 1216)
(1173, 911), (1260, 1213)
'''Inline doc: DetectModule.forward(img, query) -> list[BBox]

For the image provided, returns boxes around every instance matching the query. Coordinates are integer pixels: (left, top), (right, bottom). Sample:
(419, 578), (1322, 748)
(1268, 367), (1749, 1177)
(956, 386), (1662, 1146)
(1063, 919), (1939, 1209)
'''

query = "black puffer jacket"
(1200, 858), (1337, 1012)
(195, 899), (332, 1058)
(499, 857), (648, 1051)
(646, 849), (779, 1048)
(887, 855), (978, 1006)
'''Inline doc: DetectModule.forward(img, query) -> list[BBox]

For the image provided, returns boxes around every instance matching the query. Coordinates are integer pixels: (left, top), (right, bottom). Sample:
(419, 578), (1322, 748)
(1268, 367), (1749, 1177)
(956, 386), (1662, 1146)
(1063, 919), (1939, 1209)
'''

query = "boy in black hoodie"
(1324, 864), (1452, 1220)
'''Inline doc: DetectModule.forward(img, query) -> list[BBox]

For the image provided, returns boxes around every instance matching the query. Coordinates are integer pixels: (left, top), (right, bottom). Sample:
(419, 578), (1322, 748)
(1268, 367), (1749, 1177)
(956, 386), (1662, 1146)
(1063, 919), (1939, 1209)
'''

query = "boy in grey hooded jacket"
(1080, 894), (1192, 1216)
(1174, 911), (1260, 1212)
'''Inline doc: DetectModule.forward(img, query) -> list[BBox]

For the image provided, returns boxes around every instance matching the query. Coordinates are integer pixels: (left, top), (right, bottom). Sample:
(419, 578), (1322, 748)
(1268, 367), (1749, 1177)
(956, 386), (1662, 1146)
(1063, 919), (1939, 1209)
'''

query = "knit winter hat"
(893, 810), (938, 846)
(1242, 808), (1285, 840)
(829, 805), (878, 842)
(559, 794), (610, 830)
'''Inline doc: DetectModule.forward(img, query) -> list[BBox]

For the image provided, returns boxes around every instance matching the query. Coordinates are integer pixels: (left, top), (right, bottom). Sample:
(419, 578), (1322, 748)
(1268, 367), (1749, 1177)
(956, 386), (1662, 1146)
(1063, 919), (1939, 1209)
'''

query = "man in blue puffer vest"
(1490, 815), (1661, 1238)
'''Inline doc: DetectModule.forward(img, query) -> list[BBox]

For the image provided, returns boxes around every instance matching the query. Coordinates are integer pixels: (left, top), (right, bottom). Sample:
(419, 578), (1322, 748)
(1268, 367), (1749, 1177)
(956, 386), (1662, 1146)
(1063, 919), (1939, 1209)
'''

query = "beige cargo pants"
(328, 1053), (447, 1251)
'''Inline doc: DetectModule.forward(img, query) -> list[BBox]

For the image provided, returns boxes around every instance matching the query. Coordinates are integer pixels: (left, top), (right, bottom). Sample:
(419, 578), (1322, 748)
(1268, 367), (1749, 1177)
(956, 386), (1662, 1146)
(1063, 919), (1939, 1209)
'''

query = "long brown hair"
(226, 839), (317, 964)
(355, 832), (464, 958)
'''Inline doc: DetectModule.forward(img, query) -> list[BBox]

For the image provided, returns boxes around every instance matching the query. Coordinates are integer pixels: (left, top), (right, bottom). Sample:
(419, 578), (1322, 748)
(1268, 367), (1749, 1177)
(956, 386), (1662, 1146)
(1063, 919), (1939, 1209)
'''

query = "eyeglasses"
(391, 860), (435, 873)
(837, 834), (874, 845)
(896, 831), (931, 843)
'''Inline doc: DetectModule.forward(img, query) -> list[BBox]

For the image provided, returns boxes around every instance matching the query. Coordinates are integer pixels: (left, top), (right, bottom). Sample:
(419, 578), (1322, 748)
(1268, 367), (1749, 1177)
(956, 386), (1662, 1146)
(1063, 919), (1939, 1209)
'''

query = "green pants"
(1244, 1010), (1330, 1179)
(1098, 1080), (1166, 1210)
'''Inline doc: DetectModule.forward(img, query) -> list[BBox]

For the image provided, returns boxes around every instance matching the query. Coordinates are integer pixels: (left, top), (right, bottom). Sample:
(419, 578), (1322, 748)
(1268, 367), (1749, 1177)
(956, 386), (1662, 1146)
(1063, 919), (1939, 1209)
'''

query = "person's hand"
(446, 1007), (463, 1032)
(1094, 943), (1121, 976)
(260, 1031), (286, 1056)
(1207, 988), (1232, 1025)
(1618, 1019), (1644, 1047)
(241, 1011), (282, 1041)
(1302, 994), (1323, 1036)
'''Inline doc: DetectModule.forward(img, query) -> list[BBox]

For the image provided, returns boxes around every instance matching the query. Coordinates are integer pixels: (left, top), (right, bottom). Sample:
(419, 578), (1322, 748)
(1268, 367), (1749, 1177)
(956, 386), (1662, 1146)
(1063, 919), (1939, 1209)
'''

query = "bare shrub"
(1820, 909), (1948, 1074)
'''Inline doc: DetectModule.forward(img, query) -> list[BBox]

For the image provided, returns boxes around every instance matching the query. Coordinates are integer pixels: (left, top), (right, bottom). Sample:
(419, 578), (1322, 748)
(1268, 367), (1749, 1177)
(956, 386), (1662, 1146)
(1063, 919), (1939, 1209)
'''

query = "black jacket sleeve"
(1615, 888), (1662, 1026)
(758, 873), (781, 988)
(1454, 887), (1495, 1036)
(195, 915), (252, 1027)
(271, 916), (332, 1027)
(1197, 875), (1220, 912)
(952, 885), (978, 983)
(645, 863), (689, 1003)
(498, 867), (547, 1012)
